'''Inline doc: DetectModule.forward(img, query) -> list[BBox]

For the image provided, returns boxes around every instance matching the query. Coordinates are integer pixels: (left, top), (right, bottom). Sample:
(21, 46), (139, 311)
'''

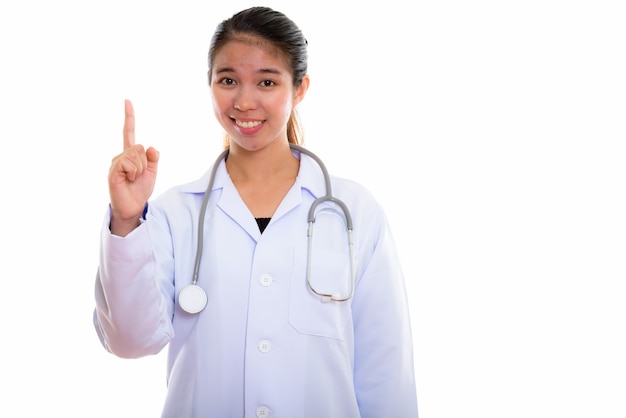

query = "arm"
(352, 206), (419, 417)
(93, 208), (175, 359)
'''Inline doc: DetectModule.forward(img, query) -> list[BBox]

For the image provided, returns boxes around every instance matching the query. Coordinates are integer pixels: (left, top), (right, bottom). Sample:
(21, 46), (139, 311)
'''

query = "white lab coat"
(94, 150), (418, 418)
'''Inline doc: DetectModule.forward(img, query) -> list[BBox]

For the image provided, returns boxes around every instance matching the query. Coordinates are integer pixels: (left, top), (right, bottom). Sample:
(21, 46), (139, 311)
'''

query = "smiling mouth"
(235, 119), (263, 128)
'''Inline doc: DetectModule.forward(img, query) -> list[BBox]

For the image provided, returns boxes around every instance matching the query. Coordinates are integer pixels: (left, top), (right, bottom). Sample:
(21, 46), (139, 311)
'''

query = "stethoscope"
(177, 143), (356, 314)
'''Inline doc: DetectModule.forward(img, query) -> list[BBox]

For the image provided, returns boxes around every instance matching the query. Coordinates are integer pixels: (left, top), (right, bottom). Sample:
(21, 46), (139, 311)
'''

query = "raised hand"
(108, 99), (160, 236)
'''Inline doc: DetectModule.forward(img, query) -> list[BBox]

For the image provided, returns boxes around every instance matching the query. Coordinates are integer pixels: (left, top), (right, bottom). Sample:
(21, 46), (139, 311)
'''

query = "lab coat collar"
(177, 148), (327, 200)
(294, 148), (327, 199)
(176, 148), (327, 240)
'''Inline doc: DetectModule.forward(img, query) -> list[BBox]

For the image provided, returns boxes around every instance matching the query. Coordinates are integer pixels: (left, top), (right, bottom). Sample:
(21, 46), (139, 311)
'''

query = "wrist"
(109, 203), (148, 236)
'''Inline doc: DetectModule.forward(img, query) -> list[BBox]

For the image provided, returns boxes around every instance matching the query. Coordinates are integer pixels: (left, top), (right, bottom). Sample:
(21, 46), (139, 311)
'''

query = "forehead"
(213, 35), (291, 72)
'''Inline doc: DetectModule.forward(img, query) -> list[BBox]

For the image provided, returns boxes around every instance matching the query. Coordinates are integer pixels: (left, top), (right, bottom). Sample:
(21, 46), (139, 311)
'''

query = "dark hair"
(208, 6), (309, 146)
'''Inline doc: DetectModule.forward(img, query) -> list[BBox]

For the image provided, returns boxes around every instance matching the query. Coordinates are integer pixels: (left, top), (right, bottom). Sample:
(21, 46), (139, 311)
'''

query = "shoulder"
(329, 174), (390, 233)
(332, 175), (380, 207)
(148, 166), (217, 215)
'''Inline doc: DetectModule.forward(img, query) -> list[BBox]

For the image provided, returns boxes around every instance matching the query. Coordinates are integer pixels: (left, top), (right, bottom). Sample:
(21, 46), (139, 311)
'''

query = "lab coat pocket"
(288, 249), (353, 341)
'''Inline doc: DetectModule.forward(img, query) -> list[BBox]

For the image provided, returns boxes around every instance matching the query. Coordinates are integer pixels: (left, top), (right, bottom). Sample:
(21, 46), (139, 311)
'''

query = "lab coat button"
(258, 339), (272, 353)
(256, 406), (270, 417)
(259, 274), (273, 286)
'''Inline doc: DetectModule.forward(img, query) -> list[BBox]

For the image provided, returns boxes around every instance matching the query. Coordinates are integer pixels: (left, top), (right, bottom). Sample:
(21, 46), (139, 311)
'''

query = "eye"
(218, 78), (236, 86)
(259, 79), (276, 87)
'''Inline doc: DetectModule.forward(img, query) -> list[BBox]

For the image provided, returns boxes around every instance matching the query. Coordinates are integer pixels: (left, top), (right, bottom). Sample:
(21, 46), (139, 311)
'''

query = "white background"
(1, 0), (624, 417)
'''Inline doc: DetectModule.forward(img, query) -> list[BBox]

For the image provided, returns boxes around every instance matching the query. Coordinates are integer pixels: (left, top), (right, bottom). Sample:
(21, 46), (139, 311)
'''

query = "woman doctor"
(93, 6), (418, 417)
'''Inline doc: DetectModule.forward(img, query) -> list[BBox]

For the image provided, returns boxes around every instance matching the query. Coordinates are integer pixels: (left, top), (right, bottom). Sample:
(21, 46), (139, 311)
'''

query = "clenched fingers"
(111, 144), (149, 182)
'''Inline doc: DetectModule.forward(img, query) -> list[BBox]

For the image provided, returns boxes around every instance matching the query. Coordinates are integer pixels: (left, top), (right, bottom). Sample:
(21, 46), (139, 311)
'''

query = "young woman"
(94, 6), (418, 417)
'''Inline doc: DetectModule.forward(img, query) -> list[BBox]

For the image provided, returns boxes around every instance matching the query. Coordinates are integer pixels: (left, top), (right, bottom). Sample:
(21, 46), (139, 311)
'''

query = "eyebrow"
(213, 66), (283, 76)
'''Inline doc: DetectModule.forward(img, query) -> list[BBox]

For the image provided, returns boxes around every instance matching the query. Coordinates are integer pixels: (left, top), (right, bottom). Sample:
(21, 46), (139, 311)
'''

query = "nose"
(234, 86), (256, 111)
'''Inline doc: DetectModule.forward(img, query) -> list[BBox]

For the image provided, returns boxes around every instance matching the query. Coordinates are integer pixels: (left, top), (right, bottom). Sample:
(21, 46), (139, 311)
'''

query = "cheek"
(211, 90), (224, 109)
(211, 91), (229, 119)
(272, 96), (295, 119)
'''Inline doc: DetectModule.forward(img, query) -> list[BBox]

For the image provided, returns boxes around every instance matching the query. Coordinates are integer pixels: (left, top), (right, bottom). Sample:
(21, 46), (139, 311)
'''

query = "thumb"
(146, 147), (160, 174)
(146, 146), (160, 164)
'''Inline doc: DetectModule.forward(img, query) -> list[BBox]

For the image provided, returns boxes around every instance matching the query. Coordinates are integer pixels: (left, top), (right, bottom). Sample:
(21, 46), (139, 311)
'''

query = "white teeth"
(236, 120), (262, 128)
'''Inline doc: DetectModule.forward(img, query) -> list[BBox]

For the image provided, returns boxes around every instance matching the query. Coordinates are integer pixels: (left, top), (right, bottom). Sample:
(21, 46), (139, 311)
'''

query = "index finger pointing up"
(123, 99), (135, 150)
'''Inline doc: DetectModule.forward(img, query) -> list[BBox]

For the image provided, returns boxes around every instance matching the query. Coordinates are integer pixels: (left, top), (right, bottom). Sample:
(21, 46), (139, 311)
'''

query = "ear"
(293, 74), (310, 107)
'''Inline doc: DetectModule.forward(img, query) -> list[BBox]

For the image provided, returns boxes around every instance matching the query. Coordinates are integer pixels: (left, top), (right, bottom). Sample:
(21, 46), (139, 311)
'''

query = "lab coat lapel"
(271, 182), (302, 222)
(216, 175), (262, 240)
(271, 152), (323, 223)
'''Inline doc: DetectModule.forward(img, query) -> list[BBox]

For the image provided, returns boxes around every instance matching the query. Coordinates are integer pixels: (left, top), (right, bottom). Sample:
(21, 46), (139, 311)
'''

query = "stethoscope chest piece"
(178, 284), (208, 314)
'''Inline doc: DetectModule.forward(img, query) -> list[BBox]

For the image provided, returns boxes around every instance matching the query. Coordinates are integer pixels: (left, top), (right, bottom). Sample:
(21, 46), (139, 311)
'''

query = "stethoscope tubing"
(191, 148), (229, 286)
(182, 143), (355, 314)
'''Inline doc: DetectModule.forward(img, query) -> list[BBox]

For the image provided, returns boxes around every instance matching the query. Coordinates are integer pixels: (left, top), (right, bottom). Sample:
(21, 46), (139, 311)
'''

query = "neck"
(226, 141), (297, 182)
(225, 141), (300, 218)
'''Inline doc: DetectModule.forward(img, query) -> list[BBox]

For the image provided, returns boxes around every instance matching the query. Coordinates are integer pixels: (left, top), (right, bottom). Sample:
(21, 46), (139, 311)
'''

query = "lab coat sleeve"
(351, 203), (419, 417)
(93, 207), (174, 359)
